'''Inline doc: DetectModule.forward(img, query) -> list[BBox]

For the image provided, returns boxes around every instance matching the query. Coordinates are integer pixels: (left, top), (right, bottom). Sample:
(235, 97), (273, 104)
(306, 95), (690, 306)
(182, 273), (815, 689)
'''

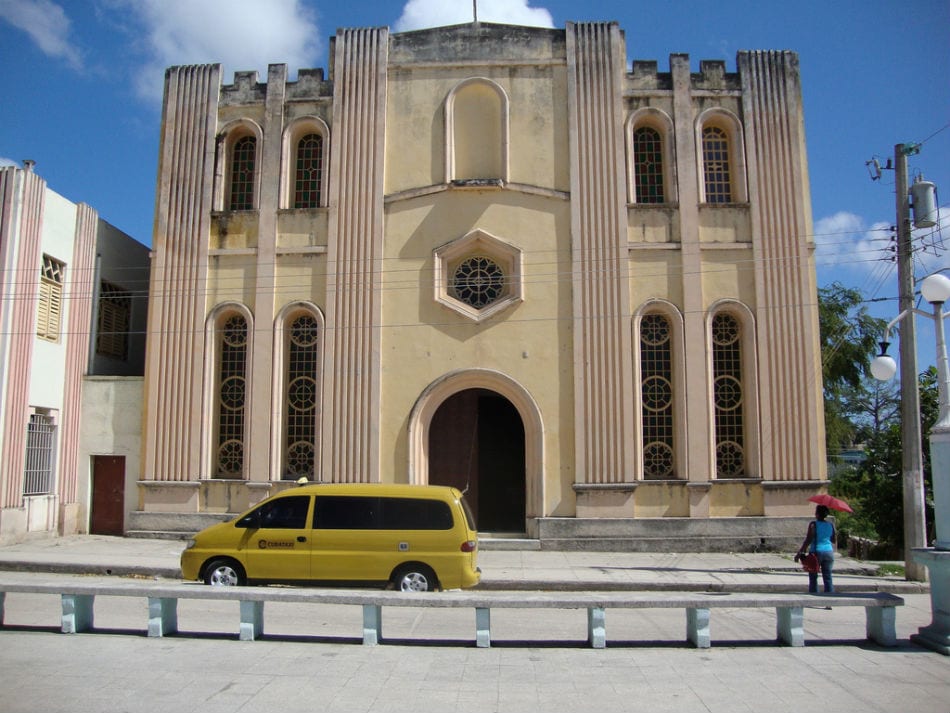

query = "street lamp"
(872, 272), (950, 655)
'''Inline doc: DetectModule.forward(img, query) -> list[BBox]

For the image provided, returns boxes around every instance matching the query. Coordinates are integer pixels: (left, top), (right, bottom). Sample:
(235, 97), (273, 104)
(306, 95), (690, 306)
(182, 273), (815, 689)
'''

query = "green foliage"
(819, 282), (886, 391)
(874, 563), (906, 577)
(828, 368), (936, 548)
(818, 283), (936, 551)
(818, 283), (889, 458)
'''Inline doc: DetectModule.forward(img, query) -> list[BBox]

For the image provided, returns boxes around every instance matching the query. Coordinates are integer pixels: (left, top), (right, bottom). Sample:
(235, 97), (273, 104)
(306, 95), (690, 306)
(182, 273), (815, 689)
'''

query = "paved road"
(0, 582), (947, 712)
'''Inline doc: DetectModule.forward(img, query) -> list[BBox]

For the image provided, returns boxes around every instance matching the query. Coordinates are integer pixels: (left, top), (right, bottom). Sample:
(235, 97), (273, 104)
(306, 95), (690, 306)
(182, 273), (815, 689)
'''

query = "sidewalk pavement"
(0, 534), (928, 593)
(0, 535), (946, 713)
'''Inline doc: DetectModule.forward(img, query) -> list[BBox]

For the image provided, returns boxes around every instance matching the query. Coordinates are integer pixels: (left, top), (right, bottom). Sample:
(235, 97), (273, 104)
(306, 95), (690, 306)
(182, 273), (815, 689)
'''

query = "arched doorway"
(428, 388), (526, 533)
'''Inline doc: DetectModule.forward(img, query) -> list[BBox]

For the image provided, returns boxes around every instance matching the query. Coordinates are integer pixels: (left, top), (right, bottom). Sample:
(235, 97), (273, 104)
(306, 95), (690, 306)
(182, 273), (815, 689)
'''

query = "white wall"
(29, 188), (77, 411)
(78, 376), (144, 533)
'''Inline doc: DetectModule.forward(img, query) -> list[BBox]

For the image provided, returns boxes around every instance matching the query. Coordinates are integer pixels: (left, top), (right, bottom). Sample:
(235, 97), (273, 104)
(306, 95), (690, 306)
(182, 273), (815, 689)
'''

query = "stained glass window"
(640, 313), (675, 478)
(285, 314), (319, 479)
(633, 127), (664, 204)
(702, 126), (732, 203)
(712, 313), (744, 477)
(294, 134), (323, 209)
(229, 136), (256, 211)
(216, 314), (247, 477)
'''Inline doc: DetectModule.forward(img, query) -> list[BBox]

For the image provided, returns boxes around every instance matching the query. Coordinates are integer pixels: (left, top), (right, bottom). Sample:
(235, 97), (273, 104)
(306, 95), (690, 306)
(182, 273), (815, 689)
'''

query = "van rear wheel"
(392, 564), (438, 592)
(204, 558), (246, 586)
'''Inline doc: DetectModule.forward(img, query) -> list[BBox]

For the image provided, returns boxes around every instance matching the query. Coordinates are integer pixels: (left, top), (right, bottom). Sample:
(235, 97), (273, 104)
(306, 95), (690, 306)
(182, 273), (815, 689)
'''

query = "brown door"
(90, 456), (125, 536)
(429, 389), (525, 532)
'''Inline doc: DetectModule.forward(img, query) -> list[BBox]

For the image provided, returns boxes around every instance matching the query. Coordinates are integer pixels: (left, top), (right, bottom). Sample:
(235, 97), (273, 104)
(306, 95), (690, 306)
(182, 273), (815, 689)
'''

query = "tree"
(830, 367), (936, 549)
(818, 283), (889, 458)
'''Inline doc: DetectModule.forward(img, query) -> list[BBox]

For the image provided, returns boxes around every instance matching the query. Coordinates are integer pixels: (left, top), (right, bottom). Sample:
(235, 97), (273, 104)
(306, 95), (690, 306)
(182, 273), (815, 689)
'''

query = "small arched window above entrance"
(445, 78), (509, 183)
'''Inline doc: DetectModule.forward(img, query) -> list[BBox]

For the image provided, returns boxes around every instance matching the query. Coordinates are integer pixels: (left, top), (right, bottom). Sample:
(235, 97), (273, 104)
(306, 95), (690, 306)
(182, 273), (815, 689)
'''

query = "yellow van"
(180, 483), (480, 591)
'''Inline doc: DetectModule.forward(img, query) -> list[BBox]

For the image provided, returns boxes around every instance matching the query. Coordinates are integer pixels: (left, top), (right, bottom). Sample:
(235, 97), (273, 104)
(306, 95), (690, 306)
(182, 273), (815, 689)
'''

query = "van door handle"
(297, 536), (307, 543)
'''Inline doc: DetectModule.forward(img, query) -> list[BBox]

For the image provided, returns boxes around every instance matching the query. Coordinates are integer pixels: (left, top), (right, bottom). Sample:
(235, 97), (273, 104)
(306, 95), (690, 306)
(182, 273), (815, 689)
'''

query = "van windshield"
(239, 495), (310, 529)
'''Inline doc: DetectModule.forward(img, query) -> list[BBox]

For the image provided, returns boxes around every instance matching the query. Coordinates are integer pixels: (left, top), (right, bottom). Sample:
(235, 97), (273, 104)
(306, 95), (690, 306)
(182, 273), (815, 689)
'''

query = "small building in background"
(0, 162), (149, 543)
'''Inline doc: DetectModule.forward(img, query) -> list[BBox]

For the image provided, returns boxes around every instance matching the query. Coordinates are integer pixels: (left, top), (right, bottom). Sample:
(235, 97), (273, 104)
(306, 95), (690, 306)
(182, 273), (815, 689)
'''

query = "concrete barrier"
(0, 577), (903, 649)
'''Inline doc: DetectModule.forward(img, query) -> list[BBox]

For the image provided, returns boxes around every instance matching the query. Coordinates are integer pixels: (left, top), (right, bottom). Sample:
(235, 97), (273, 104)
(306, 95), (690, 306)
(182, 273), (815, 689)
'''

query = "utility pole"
(895, 142), (929, 582)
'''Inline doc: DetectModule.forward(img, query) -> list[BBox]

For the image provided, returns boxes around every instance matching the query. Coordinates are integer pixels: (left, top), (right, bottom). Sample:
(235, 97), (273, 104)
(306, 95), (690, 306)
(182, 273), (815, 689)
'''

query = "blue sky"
(1, 0), (949, 359)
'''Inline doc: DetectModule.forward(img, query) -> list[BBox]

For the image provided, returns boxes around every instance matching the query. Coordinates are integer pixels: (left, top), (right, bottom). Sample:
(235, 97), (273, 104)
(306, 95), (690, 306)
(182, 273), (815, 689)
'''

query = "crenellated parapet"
(626, 55), (745, 93)
(218, 67), (333, 106)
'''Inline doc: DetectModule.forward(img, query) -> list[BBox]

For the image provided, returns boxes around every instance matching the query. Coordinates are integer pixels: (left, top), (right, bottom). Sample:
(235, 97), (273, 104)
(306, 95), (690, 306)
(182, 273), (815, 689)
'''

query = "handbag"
(801, 552), (819, 573)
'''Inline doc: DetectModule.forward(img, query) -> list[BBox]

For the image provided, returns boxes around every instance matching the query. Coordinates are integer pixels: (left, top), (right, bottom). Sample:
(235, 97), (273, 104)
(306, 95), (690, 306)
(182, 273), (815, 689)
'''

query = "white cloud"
(394, 0), (554, 32)
(815, 209), (950, 287)
(0, 157), (19, 168)
(121, 0), (322, 101)
(814, 211), (892, 272)
(0, 0), (82, 69)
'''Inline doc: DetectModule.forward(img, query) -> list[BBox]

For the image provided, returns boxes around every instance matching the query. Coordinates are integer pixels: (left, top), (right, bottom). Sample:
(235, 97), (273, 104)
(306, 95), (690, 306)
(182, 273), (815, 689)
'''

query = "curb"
(0, 561), (927, 594)
(0, 562), (181, 580)
(475, 580), (928, 594)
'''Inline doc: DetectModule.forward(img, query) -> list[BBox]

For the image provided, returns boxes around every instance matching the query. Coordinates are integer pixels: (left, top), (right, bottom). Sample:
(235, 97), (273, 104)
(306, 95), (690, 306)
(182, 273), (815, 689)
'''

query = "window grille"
(712, 313), (745, 477)
(37, 255), (65, 342)
(452, 256), (505, 309)
(229, 136), (256, 211)
(285, 314), (318, 479)
(702, 126), (732, 203)
(23, 413), (55, 495)
(216, 314), (247, 477)
(294, 134), (323, 209)
(96, 281), (131, 360)
(640, 313), (675, 478)
(633, 127), (664, 203)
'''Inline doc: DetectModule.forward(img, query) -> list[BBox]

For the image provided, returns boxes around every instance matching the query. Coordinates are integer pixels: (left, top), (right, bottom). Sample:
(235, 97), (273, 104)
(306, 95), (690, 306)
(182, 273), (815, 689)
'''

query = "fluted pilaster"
(740, 51), (824, 481)
(0, 168), (44, 506)
(144, 64), (220, 482)
(323, 28), (389, 483)
(567, 23), (635, 484)
(60, 203), (98, 502)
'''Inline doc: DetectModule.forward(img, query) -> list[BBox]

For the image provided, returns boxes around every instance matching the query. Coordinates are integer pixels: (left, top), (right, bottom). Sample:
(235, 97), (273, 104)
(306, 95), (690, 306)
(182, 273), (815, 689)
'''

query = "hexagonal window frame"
(434, 229), (523, 322)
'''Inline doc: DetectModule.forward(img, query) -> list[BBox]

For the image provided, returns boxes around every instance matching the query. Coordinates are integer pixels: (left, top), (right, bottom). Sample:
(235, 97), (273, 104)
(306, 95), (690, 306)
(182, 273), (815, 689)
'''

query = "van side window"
(382, 498), (453, 530)
(314, 496), (377, 529)
(256, 495), (310, 529)
(312, 496), (453, 530)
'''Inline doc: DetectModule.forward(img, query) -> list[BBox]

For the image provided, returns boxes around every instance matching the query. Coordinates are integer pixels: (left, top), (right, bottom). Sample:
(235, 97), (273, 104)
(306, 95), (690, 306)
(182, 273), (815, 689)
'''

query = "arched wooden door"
(428, 388), (526, 533)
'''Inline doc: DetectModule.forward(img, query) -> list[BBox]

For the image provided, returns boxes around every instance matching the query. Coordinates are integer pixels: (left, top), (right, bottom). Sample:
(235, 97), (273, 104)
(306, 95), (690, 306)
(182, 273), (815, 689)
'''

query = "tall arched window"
(215, 314), (248, 477)
(294, 134), (324, 209)
(640, 313), (675, 478)
(284, 312), (319, 479)
(633, 127), (664, 204)
(229, 136), (257, 211)
(702, 126), (732, 204)
(712, 312), (745, 477)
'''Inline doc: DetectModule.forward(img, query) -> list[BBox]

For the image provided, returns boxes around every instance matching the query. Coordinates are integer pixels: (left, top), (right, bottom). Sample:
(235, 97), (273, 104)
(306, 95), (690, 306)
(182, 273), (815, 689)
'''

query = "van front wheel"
(204, 558), (246, 586)
(392, 564), (438, 592)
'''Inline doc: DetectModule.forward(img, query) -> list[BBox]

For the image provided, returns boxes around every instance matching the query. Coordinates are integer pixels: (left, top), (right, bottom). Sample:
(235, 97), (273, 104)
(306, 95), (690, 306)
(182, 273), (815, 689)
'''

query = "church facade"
(138, 22), (825, 548)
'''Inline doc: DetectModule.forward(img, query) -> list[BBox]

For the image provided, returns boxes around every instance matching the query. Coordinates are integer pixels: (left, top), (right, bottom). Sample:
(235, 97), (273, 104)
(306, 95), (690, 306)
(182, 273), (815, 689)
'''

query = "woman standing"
(795, 505), (836, 593)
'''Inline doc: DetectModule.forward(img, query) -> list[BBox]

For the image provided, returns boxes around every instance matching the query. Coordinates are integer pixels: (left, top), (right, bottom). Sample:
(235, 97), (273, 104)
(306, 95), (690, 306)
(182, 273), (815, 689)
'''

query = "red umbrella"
(808, 493), (853, 513)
